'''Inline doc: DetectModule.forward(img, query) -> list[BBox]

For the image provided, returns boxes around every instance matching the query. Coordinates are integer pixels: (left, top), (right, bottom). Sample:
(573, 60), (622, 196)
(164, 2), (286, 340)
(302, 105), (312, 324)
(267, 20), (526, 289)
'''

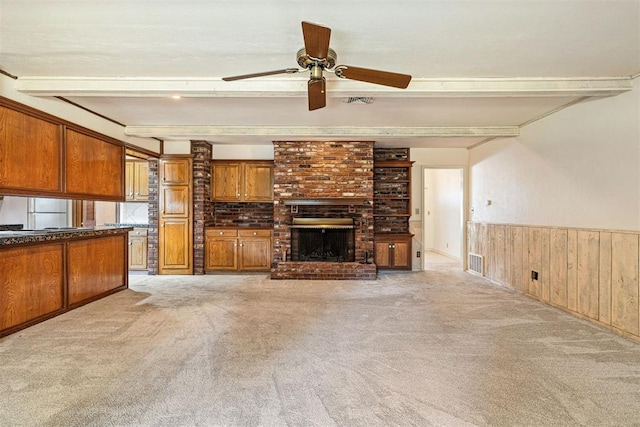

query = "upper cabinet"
(0, 97), (126, 201)
(125, 160), (149, 201)
(65, 129), (124, 200)
(0, 103), (63, 195)
(211, 160), (273, 202)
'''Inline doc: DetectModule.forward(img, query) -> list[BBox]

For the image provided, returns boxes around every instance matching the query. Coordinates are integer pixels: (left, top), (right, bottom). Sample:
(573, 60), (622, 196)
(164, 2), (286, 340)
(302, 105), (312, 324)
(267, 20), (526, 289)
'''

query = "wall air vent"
(468, 253), (484, 276)
(343, 97), (374, 104)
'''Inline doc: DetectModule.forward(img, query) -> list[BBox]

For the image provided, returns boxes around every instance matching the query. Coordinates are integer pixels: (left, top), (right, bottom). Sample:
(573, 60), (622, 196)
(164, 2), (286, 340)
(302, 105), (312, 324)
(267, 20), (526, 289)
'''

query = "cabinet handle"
(219, 231), (224, 235)
(245, 194), (248, 197)
(253, 232), (257, 236)
(128, 242), (132, 246)
(237, 193), (240, 197)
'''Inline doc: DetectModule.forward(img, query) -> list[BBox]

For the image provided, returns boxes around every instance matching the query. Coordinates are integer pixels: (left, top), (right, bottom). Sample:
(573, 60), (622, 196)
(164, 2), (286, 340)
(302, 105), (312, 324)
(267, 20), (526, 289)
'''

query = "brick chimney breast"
(272, 141), (376, 280)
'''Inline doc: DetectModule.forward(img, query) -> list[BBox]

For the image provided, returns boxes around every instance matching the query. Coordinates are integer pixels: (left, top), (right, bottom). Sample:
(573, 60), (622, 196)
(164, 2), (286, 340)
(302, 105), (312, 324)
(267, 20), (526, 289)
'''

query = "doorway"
(422, 167), (465, 269)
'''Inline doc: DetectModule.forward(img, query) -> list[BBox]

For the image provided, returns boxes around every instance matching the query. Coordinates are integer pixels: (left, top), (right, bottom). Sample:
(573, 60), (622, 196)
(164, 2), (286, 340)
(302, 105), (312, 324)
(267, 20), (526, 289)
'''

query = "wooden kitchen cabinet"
(239, 229), (272, 270)
(0, 97), (126, 201)
(205, 229), (239, 271)
(211, 160), (273, 202)
(0, 244), (65, 332)
(205, 228), (272, 271)
(125, 160), (149, 201)
(128, 228), (148, 270)
(160, 158), (191, 185)
(0, 103), (63, 195)
(160, 186), (190, 217)
(0, 229), (129, 337)
(67, 234), (128, 306)
(159, 156), (193, 274)
(374, 234), (412, 270)
(65, 129), (125, 200)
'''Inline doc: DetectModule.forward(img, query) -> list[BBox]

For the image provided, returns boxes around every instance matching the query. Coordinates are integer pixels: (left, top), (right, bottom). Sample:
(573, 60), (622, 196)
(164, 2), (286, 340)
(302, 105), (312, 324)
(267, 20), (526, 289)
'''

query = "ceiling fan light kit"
(222, 21), (412, 111)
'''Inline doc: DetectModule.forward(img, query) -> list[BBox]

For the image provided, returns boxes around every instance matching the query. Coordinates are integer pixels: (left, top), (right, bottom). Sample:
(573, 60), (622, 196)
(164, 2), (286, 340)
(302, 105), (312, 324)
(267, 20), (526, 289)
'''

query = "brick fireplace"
(271, 141), (377, 280)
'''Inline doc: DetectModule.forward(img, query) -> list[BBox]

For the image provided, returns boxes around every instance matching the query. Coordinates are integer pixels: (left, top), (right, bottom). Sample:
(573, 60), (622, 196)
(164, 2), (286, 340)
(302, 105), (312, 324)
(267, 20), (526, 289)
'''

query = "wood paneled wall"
(468, 222), (640, 339)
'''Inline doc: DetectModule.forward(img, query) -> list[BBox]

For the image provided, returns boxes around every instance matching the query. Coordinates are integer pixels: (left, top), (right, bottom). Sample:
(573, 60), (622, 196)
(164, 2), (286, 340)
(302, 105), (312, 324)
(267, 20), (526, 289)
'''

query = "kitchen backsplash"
(119, 202), (149, 224)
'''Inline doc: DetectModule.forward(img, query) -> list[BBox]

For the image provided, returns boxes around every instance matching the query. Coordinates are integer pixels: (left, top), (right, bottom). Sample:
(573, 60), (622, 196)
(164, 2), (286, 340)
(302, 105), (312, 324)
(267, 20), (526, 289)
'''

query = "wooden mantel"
(281, 198), (371, 206)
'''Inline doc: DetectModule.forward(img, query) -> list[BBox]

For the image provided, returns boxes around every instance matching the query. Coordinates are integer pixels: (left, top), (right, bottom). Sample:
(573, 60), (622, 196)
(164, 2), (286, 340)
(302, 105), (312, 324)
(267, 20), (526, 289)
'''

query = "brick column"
(191, 141), (213, 274)
(147, 159), (159, 275)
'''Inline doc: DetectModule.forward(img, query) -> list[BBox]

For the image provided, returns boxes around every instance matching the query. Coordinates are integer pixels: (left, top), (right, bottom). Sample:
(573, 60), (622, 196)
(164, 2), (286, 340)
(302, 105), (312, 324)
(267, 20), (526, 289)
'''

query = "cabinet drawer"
(129, 228), (148, 237)
(206, 229), (238, 237)
(239, 229), (272, 237)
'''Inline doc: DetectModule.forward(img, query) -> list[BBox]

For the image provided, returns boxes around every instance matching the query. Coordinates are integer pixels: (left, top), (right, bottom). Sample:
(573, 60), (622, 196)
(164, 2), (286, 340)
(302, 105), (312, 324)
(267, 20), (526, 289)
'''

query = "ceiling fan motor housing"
(296, 47), (337, 71)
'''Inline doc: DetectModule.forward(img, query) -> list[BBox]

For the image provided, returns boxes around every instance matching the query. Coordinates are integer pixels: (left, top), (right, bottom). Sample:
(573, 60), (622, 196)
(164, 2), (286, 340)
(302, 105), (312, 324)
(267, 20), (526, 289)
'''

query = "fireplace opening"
(290, 218), (355, 262)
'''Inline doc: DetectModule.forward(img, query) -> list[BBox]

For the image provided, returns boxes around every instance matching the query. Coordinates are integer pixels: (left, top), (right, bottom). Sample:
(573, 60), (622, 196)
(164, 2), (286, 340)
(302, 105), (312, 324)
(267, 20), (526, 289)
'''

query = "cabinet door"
(125, 161), (135, 200)
(206, 238), (238, 271)
(68, 235), (127, 306)
(392, 240), (411, 269)
(161, 186), (190, 217)
(244, 163), (274, 201)
(160, 158), (191, 185)
(0, 105), (62, 194)
(374, 241), (392, 268)
(129, 235), (148, 270)
(0, 244), (64, 332)
(66, 129), (124, 200)
(239, 238), (272, 271)
(211, 163), (241, 201)
(134, 161), (149, 201)
(159, 219), (192, 274)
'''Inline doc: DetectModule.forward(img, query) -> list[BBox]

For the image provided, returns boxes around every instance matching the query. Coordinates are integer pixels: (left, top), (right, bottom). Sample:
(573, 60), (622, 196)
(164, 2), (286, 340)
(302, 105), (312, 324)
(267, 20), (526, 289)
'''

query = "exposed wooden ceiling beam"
(124, 125), (520, 139)
(15, 77), (632, 98)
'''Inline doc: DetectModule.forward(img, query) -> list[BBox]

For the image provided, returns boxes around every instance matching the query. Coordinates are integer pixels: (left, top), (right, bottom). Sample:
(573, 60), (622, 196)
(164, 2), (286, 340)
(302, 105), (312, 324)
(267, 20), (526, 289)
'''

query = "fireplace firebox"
(290, 218), (355, 262)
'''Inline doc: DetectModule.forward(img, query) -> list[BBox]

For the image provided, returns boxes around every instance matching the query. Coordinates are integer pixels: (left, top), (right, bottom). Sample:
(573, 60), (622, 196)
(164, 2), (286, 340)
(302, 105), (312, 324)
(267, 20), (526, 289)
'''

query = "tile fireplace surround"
(271, 141), (377, 280)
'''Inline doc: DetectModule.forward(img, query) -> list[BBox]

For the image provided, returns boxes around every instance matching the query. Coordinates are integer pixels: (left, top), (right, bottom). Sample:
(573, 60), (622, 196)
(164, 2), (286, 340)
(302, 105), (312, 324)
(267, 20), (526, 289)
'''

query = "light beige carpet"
(1, 267), (640, 426)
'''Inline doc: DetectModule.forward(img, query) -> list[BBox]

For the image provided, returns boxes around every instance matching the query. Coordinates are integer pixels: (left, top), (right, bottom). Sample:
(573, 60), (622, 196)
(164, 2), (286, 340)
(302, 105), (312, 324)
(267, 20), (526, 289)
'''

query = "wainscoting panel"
(468, 222), (640, 340)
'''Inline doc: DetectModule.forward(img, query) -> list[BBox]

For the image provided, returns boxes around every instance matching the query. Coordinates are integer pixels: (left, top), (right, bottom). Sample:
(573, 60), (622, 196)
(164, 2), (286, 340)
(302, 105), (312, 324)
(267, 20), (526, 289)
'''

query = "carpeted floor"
(1, 264), (640, 426)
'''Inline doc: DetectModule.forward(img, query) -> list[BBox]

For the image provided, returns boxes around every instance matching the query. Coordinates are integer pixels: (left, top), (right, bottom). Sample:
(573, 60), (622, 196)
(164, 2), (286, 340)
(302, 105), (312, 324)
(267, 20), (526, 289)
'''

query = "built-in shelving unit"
(373, 148), (414, 270)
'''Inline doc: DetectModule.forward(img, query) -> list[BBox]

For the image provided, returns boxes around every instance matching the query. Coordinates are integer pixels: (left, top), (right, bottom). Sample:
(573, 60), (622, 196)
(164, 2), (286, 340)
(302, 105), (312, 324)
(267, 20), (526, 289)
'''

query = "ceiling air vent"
(343, 97), (374, 104)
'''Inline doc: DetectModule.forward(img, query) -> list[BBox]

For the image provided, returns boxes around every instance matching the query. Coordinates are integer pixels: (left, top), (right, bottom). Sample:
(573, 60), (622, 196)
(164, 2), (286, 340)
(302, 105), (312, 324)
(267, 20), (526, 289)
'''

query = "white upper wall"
(469, 79), (640, 231)
(212, 144), (274, 160)
(0, 74), (160, 153)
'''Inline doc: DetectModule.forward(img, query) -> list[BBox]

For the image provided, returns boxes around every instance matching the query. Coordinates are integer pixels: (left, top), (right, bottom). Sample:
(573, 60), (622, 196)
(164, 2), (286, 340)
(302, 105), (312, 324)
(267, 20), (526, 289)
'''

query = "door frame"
(421, 166), (468, 270)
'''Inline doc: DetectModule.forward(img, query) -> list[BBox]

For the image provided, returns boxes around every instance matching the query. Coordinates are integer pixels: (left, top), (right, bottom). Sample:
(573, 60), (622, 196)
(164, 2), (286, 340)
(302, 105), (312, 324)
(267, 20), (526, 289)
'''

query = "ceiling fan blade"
(308, 78), (326, 111)
(222, 68), (300, 81)
(336, 66), (412, 89)
(302, 21), (331, 59)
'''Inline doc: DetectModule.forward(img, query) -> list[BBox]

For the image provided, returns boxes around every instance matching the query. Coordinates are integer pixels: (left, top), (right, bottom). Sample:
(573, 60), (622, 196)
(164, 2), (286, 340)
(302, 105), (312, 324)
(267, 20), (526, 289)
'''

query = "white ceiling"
(1, 1), (638, 149)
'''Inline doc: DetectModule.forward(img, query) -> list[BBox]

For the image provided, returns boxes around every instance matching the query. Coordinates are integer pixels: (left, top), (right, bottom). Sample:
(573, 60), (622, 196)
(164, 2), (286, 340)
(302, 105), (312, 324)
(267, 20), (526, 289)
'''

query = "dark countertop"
(0, 224), (25, 231)
(103, 223), (150, 228)
(0, 226), (133, 247)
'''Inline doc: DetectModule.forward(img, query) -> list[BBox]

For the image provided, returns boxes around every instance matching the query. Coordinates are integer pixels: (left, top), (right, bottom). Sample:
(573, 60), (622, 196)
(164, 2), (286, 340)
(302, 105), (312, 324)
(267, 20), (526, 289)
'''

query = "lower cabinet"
(206, 228), (272, 271)
(67, 235), (128, 306)
(374, 234), (413, 270)
(0, 231), (128, 337)
(0, 244), (65, 333)
(128, 228), (148, 271)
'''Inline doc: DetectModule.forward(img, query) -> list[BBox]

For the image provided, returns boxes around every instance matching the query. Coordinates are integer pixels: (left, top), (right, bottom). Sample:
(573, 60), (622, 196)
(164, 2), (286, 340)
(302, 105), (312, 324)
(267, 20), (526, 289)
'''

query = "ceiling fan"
(222, 21), (412, 111)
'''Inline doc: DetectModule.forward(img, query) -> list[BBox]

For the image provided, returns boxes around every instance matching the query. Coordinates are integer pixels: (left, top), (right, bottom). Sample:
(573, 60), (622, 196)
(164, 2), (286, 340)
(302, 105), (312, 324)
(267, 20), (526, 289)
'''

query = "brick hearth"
(271, 141), (376, 280)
